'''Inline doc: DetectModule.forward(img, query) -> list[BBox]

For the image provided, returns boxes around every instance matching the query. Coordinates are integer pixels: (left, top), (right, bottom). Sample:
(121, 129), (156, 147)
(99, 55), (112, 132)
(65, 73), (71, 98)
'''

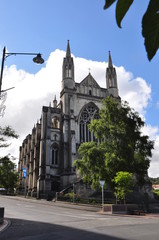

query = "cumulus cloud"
(148, 135), (159, 177)
(117, 67), (151, 115)
(142, 125), (159, 177)
(0, 49), (158, 177)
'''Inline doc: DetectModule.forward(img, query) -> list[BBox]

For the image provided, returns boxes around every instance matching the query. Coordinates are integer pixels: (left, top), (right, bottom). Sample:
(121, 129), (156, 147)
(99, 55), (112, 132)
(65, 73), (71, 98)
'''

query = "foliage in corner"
(142, 0), (159, 61)
(104, 0), (159, 61)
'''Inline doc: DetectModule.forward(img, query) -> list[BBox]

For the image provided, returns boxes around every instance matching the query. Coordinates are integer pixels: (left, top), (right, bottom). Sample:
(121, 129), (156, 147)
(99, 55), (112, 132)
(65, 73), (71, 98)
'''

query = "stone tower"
(106, 51), (119, 98)
(60, 40), (76, 186)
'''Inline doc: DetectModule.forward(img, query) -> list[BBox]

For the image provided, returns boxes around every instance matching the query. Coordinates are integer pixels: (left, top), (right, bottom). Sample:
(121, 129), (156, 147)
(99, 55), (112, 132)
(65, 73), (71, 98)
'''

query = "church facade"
(18, 41), (120, 198)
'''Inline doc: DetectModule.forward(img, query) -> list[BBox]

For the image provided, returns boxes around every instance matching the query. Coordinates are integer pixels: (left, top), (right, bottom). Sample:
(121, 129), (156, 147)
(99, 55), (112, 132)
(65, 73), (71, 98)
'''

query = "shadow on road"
(0, 218), (125, 240)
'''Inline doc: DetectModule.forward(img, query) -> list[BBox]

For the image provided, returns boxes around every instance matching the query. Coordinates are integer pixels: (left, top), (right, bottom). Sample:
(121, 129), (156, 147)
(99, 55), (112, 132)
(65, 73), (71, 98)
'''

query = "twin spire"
(63, 40), (118, 96)
(62, 40), (75, 88)
(106, 50), (118, 96)
(66, 40), (114, 70)
(66, 40), (71, 58)
(108, 50), (113, 68)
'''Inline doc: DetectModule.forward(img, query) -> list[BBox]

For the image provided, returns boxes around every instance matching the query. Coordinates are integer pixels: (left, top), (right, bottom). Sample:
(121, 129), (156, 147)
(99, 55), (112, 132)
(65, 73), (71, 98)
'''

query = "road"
(0, 195), (159, 240)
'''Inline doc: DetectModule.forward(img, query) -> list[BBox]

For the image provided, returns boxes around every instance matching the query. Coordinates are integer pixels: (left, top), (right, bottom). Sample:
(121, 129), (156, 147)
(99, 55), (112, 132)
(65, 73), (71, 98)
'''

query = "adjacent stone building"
(18, 41), (120, 198)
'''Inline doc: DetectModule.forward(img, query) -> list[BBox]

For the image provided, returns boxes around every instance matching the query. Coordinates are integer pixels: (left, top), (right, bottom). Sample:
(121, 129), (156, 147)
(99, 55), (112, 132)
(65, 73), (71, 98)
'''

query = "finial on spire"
(88, 68), (91, 74)
(66, 40), (71, 57)
(53, 95), (57, 108)
(108, 51), (113, 68)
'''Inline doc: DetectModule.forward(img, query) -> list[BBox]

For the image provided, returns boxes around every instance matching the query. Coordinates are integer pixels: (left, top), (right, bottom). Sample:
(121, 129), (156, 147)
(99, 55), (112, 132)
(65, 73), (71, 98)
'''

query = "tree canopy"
(0, 125), (18, 148)
(113, 171), (133, 203)
(0, 155), (18, 192)
(74, 97), (154, 190)
(104, 0), (159, 61)
(0, 125), (19, 192)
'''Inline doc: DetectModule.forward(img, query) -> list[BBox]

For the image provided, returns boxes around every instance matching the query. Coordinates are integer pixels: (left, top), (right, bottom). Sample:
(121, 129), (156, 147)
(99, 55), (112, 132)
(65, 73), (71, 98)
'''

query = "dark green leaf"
(116, 0), (134, 28)
(142, 0), (159, 61)
(104, 0), (116, 9)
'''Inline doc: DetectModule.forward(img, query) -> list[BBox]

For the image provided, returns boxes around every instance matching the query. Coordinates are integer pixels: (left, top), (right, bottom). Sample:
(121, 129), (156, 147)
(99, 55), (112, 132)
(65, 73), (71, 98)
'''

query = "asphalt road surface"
(0, 195), (159, 240)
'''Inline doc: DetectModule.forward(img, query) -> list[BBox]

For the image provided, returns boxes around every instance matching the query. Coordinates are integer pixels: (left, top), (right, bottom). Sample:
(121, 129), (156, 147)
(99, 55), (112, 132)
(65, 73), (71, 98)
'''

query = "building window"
(89, 89), (92, 95)
(65, 65), (72, 78)
(79, 103), (99, 143)
(68, 65), (72, 78)
(52, 146), (58, 165)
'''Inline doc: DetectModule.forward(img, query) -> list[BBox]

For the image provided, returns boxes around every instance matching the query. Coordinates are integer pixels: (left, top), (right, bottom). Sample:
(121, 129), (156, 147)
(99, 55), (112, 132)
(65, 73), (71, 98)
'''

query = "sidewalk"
(0, 194), (101, 212)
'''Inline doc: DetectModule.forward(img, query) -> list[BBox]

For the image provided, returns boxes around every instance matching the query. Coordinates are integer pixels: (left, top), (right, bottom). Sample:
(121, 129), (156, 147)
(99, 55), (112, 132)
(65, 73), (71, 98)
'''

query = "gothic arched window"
(65, 65), (72, 78)
(52, 144), (58, 165)
(79, 103), (99, 143)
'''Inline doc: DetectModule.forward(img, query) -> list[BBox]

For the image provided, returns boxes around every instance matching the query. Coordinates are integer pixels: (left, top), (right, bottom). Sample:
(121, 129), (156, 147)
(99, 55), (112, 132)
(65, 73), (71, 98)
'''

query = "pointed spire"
(106, 51), (119, 97)
(66, 40), (71, 58)
(53, 95), (57, 108)
(62, 40), (75, 87)
(108, 51), (113, 68)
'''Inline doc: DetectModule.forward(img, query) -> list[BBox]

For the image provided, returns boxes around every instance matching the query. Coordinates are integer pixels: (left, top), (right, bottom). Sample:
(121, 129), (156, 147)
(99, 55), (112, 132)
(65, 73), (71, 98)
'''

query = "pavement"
(1, 195), (159, 233)
(0, 195), (101, 233)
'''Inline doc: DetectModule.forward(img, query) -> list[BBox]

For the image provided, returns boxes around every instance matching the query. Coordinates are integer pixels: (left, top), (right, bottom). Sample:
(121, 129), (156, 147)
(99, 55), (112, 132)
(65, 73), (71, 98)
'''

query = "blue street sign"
(23, 168), (27, 178)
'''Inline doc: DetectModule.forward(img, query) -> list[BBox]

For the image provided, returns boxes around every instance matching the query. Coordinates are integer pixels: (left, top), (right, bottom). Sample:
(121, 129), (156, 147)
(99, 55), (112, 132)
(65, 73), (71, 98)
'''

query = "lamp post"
(0, 46), (44, 116)
(100, 180), (105, 211)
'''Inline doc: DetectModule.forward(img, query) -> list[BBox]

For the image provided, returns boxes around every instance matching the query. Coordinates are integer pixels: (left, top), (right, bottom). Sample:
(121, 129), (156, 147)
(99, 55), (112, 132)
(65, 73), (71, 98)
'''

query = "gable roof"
(79, 73), (100, 89)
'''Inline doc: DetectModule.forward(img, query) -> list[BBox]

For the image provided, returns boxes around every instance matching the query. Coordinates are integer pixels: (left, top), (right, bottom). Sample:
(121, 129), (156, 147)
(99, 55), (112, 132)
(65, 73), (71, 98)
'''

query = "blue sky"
(0, 0), (159, 177)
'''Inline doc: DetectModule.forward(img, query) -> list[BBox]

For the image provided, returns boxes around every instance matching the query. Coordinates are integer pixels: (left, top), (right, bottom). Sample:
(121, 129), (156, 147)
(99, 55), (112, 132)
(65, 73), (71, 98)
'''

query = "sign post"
(23, 167), (27, 198)
(73, 183), (75, 203)
(100, 180), (105, 211)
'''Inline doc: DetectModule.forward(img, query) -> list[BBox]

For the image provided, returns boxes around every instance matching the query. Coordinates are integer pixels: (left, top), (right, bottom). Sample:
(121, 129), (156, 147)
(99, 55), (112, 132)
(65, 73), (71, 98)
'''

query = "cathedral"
(18, 41), (120, 199)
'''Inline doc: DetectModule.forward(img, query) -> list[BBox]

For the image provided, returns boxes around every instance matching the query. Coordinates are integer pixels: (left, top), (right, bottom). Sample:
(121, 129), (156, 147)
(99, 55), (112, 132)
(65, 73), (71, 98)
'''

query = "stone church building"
(18, 41), (120, 198)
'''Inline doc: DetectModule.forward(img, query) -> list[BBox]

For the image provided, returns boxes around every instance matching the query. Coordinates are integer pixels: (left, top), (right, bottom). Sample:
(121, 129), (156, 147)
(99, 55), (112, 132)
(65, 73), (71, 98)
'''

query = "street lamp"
(0, 46), (44, 116)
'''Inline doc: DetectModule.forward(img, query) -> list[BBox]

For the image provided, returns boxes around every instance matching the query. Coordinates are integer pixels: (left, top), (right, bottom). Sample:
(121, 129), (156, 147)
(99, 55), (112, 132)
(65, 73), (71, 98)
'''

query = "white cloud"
(149, 136), (159, 177)
(142, 125), (159, 177)
(117, 66), (151, 115)
(1, 49), (158, 177)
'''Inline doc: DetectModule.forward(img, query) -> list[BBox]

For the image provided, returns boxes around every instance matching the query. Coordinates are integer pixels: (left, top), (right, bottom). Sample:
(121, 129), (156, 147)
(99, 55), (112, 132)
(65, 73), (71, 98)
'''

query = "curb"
(0, 219), (10, 233)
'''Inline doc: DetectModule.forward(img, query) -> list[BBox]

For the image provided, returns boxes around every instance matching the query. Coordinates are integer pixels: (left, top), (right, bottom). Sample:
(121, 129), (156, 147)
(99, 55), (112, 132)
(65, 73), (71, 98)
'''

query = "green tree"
(0, 125), (19, 192)
(113, 171), (133, 204)
(74, 97), (154, 190)
(0, 126), (18, 148)
(104, 0), (159, 61)
(0, 155), (18, 192)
